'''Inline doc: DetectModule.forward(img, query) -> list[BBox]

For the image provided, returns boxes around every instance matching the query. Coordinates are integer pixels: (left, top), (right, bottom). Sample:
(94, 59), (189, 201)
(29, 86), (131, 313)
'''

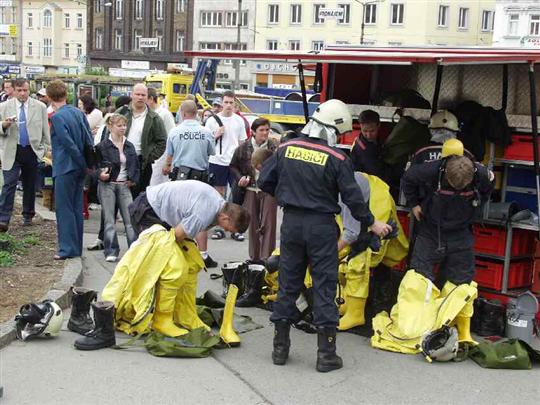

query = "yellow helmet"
(429, 111), (459, 132)
(441, 138), (464, 158)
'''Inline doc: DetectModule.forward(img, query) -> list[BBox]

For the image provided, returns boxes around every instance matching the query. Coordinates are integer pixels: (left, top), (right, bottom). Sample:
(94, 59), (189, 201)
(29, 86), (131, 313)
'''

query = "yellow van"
(145, 72), (194, 114)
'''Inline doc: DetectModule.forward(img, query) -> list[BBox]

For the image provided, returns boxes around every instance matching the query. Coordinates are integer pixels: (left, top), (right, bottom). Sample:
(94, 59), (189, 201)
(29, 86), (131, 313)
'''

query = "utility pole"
(234, 0), (242, 90)
(354, 0), (384, 45)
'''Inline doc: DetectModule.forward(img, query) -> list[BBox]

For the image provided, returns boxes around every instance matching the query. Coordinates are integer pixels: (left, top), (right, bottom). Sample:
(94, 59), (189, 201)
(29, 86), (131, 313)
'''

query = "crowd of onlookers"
(0, 78), (279, 267)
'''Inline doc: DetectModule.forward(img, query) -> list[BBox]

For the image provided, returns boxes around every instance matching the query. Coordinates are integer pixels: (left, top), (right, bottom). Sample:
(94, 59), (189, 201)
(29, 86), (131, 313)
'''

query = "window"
(115, 0), (124, 20)
(77, 13), (83, 29)
(0, 8), (4, 25)
(176, 0), (187, 13)
(10, 6), (15, 23)
(531, 15), (540, 36)
(43, 38), (52, 57)
(438, 5), (449, 27)
(156, 0), (164, 20)
(135, 0), (144, 20)
(114, 29), (123, 50)
(27, 41), (32, 56)
(289, 40), (300, 51)
(43, 10), (52, 27)
(225, 11), (248, 27)
(155, 30), (163, 51)
(267, 40), (278, 50)
(223, 43), (247, 65)
(95, 1), (102, 13)
(64, 43), (69, 58)
(176, 30), (185, 51)
(199, 42), (221, 50)
(458, 8), (469, 29)
(391, 3), (404, 25)
(508, 14), (519, 36)
(337, 4), (350, 24)
(365, 4), (377, 24)
(201, 11), (222, 27)
(268, 4), (279, 24)
(95, 28), (103, 50)
(77, 44), (82, 58)
(0, 37), (4, 54)
(27, 13), (33, 28)
(291, 4), (302, 24)
(134, 29), (142, 50)
(481, 10), (494, 32)
(312, 41), (324, 51)
(314, 4), (325, 24)
(64, 13), (70, 28)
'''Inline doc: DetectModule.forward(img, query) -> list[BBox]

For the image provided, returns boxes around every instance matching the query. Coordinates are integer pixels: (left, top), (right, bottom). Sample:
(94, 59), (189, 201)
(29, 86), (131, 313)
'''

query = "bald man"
(117, 83), (167, 195)
(162, 100), (217, 267)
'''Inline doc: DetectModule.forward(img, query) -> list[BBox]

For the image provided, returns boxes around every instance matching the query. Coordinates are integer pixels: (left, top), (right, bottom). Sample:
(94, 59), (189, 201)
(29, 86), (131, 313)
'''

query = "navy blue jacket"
(349, 135), (384, 178)
(96, 138), (140, 184)
(49, 104), (93, 178)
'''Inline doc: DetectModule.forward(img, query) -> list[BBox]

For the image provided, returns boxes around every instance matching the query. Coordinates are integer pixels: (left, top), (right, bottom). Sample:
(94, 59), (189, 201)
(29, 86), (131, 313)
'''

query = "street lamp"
(354, 0), (385, 45)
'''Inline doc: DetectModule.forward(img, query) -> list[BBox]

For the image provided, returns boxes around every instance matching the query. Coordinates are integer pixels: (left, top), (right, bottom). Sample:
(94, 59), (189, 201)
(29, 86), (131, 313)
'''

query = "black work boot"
(221, 261), (247, 297)
(67, 287), (97, 335)
(236, 267), (265, 307)
(272, 320), (291, 365)
(316, 327), (343, 373)
(74, 301), (116, 350)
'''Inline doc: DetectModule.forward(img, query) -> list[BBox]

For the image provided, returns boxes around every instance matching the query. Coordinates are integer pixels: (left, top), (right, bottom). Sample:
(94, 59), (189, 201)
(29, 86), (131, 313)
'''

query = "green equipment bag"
(382, 116), (431, 167)
(469, 339), (532, 370)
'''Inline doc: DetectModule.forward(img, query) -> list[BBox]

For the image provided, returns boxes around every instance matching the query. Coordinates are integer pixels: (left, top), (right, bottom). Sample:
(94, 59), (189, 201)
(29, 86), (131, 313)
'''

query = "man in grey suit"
(0, 78), (50, 231)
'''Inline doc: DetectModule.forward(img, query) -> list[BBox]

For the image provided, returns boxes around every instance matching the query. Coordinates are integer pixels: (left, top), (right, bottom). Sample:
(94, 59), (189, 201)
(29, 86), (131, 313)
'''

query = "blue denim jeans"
(98, 181), (136, 257)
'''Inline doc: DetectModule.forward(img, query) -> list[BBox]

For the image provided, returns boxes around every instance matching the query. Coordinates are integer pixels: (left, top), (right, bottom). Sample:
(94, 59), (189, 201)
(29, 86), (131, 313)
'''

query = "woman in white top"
(78, 94), (103, 133)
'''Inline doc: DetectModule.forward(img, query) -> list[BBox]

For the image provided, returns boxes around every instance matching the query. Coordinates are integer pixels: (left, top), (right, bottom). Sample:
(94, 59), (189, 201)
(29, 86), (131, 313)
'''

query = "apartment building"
(493, 0), (540, 47)
(193, 0), (257, 90)
(0, 0), (21, 77)
(87, 0), (192, 76)
(20, 1), (86, 76)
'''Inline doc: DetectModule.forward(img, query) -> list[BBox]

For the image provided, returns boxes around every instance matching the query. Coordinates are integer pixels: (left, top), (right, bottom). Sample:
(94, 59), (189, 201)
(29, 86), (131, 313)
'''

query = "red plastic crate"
(533, 258), (540, 294)
(473, 225), (535, 257)
(397, 211), (410, 238)
(474, 258), (533, 290)
(503, 134), (540, 161)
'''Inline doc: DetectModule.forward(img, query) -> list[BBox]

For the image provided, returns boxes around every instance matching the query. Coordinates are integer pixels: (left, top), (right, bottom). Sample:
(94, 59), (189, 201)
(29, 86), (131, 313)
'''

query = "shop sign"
(110, 67), (152, 79)
(254, 62), (297, 74)
(121, 60), (150, 70)
(140, 38), (158, 48)
(318, 8), (344, 19)
(24, 65), (45, 74)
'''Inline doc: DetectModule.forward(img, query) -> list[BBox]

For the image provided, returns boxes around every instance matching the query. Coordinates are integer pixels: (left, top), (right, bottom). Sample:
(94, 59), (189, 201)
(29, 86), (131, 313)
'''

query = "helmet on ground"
(429, 111), (459, 132)
(421, 326), (459, 362)
(441, 138), (464, 158)
(311, 99), (352, 135)
(15, 300), (64, 341)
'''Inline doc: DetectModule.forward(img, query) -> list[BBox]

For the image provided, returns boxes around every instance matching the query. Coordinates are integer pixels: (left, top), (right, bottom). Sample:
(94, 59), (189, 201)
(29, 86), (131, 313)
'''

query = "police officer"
(162, 99), (217, 268)
(402, 141), (494, 343)
(259, 99), (392, 372)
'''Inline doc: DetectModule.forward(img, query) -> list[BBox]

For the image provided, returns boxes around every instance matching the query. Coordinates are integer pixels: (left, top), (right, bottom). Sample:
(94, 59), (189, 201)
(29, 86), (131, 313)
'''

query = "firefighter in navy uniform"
(402, 146), (494, 343)
(259, 99), (392, 373)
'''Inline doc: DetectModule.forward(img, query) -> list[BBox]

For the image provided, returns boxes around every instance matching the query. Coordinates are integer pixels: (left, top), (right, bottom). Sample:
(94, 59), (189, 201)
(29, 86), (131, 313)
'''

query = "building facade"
(493, 0), (540, 47)
(21, 1), (86, 76)
(192, 0), (257, 90)
(0, 0), (21, 77)
(87, 0), (192, 76)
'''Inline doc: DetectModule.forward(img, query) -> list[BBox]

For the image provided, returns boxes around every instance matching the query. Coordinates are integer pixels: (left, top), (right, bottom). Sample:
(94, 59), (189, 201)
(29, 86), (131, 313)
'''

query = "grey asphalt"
(1, 209), (539, 404)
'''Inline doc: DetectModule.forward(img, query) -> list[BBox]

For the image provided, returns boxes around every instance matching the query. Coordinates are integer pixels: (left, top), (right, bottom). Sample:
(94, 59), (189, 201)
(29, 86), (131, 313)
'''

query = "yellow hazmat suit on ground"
(370, 269), (477, 354)
(338, 174), (409, 330)
(102, 225), (209, 336)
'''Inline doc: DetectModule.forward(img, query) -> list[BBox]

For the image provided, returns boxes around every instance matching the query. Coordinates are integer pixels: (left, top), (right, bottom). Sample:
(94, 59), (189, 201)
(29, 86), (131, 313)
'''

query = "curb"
(0, 201), (82, 350)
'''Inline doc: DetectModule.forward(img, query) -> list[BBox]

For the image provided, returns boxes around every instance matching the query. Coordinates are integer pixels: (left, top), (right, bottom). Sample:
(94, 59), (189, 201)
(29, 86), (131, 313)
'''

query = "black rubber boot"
(221, 262), (247, 297)
(74, 301), (116, 350)
(67, 287), (97, 335)
(236, 269), (265, 307)
(316, 327), (343, 373)
(272, 320), (291, 365)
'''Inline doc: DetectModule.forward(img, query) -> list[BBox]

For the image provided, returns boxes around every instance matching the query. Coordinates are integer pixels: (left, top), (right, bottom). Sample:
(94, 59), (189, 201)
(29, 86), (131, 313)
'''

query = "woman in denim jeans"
(96, 114), (140, 262)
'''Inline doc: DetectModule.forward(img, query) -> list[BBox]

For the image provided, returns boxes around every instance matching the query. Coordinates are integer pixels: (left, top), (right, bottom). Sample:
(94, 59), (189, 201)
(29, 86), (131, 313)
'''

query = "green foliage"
(22, 234), (40, 246)
(0, 250), (14, 267)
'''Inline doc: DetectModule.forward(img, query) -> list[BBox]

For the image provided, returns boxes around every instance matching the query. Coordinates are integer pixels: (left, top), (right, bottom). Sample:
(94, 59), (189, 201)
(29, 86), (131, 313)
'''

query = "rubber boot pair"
(153, 284), (189, 337)
(74, 301), (116, 350)
(338, 296), (367, 331)
(220, 284), (241, 346)
(68, 287), (97, 335)
(236, 267), (265, 307)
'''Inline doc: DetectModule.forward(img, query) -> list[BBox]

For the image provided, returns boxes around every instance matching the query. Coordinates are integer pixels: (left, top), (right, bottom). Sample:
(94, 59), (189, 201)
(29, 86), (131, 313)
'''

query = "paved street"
(1, 209), (540, 404)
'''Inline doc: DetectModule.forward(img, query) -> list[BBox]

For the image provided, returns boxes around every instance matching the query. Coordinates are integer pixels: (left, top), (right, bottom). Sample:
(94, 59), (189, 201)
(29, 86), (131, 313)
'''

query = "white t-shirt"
(156, 106), (176, 135)
(128, 108), (147, 155)
(86, 108), (103, 131)
(205, 113), (247, 166)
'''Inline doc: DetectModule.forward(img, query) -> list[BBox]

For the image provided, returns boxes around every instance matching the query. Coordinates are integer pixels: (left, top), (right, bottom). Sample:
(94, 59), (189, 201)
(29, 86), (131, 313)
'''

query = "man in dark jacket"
(349, 110), (384, 178)
(117, 83), (166, 196)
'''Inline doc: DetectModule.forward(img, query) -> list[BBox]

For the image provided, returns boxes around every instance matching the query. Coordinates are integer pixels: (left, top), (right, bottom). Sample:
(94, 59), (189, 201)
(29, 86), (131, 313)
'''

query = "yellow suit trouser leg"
(152, 283), (189, 337)
(174, 271), (210, 331)
(338, 251), (370, 330)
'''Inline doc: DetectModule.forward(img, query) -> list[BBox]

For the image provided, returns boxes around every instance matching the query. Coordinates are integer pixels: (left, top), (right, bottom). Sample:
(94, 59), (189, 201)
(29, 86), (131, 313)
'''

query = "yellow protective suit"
(370, 270), (478, 354)
(102, 225), (207, 336)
